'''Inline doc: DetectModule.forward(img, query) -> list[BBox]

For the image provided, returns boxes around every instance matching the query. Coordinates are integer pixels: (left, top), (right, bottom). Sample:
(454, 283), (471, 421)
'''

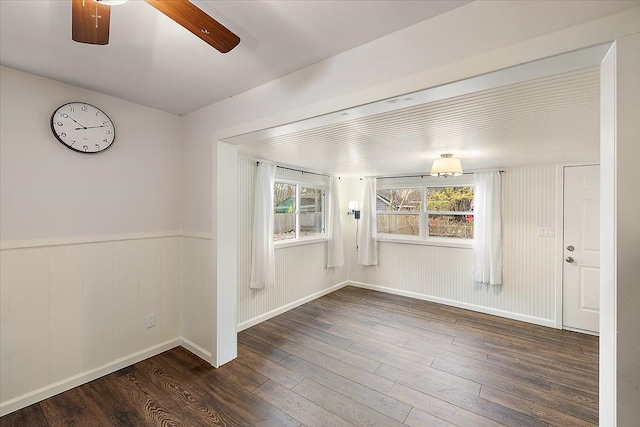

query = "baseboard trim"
(236, 281), (350, 332)
(562, 326), (599, 336)
(347, 281), (556, 328)
(180, 338), (213, 363)
(0, 338), (182, 417)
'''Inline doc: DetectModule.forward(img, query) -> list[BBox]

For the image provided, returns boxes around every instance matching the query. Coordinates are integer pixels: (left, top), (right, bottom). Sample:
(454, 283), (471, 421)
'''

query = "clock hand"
(68, 117), (87, 129)
(75, 125), (106, 130)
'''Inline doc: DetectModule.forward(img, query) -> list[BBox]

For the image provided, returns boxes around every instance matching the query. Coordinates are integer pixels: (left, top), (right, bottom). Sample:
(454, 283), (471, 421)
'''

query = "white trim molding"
(1, 230), (182, 250)
(181, 231), (214, 240)
(181, 338), (213, 365)
(0, 338), (182, 417)
(347, 281), (556, 328)
(237, 281), (349, 332)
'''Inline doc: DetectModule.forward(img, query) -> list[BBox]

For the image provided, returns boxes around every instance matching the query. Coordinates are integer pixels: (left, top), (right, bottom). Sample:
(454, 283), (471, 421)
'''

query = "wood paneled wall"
(0, 236), (181, 415)
(348, 165), (559, 326)
(236, 157), (348, 330)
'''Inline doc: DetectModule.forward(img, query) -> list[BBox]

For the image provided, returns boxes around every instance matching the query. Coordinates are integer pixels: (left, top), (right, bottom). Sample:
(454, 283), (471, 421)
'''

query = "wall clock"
(50, 102), (115, 153)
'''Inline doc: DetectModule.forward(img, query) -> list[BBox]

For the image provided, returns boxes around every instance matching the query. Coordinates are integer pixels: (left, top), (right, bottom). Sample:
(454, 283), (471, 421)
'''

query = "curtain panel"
(358, 177), (378, 266)
(472, 171), (503, 285)
(250, 162), (277, 289)
(327, 176), (344, 268)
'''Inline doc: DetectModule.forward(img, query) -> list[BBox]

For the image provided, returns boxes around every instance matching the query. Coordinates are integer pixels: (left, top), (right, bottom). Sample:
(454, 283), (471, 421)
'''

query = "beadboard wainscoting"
(180, 234), (213, 361)
(0, 235), (182, 415)
(348, 165), (559, 327)
(237, 157), (349, 330)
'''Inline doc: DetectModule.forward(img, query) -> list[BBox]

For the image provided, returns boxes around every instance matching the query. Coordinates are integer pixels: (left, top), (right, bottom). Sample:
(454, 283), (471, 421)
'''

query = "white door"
(563, 165), (600, 333)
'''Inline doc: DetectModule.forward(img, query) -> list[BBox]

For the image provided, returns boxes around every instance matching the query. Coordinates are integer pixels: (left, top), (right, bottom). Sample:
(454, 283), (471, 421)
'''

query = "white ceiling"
(0, 0), (470, 115)
(2, 2), (629, 177)
(231, 44), (606, 176)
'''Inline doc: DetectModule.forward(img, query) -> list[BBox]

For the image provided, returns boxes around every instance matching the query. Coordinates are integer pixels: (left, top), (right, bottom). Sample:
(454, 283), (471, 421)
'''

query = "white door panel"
(563, 165), (600, 333)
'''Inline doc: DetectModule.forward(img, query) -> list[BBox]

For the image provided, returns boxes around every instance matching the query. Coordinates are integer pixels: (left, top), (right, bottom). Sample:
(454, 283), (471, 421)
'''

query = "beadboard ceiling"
(234, 60), (601, 177)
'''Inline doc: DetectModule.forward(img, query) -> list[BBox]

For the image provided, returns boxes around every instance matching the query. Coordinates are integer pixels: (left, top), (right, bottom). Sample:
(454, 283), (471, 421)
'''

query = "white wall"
(236, 157), (348, 330)
(180, 4), (639, 421)
(599, 34), (640, 426)
(348, 165), (561, 326)
(1, 0), (632, 419)
(0, 237), (181, 415)
(0, 67), (183, 415)
(613, 33), (640, 426)
(180, 236), (213, 361)
(0, 66), (182, 242)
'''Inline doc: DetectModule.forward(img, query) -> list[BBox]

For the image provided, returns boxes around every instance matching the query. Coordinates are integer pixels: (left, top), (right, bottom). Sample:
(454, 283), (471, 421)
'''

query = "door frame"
(555, 163), (600, 332)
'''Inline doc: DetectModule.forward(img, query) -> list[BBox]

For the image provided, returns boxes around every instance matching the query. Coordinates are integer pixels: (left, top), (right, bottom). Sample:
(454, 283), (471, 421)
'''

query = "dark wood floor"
(2, 286), (598, 426)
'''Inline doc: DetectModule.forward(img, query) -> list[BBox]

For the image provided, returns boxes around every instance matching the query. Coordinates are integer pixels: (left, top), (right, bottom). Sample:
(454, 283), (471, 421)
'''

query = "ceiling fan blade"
(145, 0), (240, 53)
(72, 0), (111, 45)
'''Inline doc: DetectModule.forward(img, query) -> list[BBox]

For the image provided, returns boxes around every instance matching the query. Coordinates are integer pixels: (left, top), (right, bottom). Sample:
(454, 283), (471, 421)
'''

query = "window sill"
(275, 236), (328, 249)
(376, 236), (473, 249)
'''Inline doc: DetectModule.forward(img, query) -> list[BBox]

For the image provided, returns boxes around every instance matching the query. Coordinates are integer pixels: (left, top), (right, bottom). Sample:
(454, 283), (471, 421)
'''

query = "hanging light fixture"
(430, 153), (463, 178)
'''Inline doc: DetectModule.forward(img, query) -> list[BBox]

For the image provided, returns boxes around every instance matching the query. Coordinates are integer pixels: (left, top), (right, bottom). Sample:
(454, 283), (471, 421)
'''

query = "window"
(377, 188), (422, 236)
(274, 181), (325, 241)
(376, 185), (474, 241)
(426, 186), (474, 238)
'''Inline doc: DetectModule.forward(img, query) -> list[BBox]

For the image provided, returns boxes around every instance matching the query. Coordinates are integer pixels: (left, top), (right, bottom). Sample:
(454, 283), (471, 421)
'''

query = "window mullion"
(295, 184), (300, 239)
(322, 190), (326, 234)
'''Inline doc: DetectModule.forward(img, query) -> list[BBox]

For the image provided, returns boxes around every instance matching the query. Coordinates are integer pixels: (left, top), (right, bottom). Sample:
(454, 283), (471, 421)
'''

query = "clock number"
(105, 130), (111, 135)
(69, 106), (75, 112)
(56, 121), (63, 126)
(81, 105), (88, 112)
(61, 113), (69, 118)
(102, 121), (109, 125)
(95, 144), (100, 150)
(103, 138), (108, 143)
(70, 141), (76, 146)
(60, 132), (66, 137)
(83, 145), (88, 151)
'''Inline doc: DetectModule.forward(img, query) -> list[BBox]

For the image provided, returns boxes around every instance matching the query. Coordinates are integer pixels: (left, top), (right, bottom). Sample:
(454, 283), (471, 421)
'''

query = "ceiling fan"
(71, 0), (240, 53)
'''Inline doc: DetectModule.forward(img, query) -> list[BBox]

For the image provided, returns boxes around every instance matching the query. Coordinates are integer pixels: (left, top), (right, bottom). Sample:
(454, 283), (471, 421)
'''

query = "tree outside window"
(376, 185), (474, 239)
(426, 186), (474, 238)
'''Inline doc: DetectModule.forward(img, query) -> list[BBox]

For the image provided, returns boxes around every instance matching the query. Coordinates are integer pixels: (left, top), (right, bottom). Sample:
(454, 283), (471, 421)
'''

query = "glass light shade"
(348, 201), (359, 211)
(430, 154), (463, 177)
(94, 0), (129, 5)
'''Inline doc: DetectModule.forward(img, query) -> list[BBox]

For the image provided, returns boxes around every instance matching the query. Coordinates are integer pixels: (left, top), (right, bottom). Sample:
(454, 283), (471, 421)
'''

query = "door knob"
(567, 245), (575, 251)
(566, 257), (575, 263)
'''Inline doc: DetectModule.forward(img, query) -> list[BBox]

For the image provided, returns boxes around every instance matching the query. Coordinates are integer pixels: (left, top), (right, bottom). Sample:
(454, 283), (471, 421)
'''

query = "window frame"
(376, 183), (474, 247)
(375, 187), (424, 241)
(273, 178), (327, 246)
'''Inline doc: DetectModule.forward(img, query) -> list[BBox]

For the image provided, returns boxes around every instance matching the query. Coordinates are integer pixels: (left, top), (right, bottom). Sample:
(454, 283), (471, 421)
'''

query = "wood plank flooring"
(1, 286), (599, 426)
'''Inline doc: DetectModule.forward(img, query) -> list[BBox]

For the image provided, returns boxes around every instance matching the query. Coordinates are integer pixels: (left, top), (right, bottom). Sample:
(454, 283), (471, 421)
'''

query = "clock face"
(50, 102), (115, 153)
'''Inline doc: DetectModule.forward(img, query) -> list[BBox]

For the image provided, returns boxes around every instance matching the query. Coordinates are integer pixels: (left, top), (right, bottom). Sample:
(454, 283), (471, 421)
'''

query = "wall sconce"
(347, 201), (360, 219)
(430, 153), (463, 178)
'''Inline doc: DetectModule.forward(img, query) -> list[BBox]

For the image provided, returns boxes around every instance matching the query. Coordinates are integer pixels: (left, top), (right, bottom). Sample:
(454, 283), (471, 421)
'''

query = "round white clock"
(50, 102), (115, 153)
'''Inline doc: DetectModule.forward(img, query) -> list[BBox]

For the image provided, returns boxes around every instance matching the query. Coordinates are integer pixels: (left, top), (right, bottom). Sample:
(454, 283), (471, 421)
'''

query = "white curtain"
(250, 161), (277, 289)
(326, 176), (344, 268)
(473, 171), (503, 285)
(358, 178), (377, 266)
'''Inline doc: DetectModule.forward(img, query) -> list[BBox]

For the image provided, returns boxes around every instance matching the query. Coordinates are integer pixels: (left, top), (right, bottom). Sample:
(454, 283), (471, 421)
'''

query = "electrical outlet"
(146, 313), (156, 329)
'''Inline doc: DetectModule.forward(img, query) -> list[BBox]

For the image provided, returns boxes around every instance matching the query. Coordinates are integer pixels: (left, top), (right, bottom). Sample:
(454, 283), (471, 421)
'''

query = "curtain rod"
(371, 170), (504, 180)
(256, 161), (331, 178)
